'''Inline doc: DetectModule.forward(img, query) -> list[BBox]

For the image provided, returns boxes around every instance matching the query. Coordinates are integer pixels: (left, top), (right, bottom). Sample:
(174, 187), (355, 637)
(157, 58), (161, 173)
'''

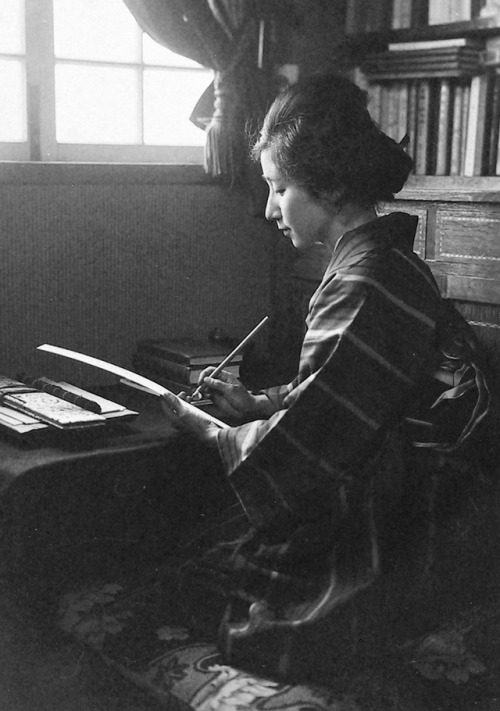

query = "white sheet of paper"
(37, 344), (229, 429)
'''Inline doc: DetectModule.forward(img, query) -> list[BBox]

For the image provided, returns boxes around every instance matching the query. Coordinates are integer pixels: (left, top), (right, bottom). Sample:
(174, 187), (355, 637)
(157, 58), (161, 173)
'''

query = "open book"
(0, 374), (138, 436)
(37, 344), (229, 430)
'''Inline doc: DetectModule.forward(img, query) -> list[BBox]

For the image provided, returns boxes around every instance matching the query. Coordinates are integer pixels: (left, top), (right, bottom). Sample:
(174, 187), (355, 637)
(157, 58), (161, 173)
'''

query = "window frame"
(0, 0), (210, 164)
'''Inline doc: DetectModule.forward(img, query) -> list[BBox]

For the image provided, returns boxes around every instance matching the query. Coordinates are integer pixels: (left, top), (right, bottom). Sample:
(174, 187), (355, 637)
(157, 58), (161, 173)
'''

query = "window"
(0, 0), (213, 163)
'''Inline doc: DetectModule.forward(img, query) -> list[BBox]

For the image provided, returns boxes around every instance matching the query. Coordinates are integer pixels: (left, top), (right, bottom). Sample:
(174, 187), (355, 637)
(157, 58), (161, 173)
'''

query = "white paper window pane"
(144, 69), (211, 145)
(0, 0), (25, 55)
(0, 58), (26, 141)
(53, 0), (141, 63)
(55, 65), (141, 144)
(143, 34), (203, 69)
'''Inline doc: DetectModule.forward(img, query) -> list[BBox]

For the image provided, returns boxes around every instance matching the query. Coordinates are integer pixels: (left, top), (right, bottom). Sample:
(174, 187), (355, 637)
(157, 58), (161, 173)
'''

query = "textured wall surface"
(0, 173), (276, 384)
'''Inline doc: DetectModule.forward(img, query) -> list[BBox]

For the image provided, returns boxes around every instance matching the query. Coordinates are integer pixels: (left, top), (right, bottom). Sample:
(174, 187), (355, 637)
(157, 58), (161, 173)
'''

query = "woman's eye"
(276, 188), (285, 195)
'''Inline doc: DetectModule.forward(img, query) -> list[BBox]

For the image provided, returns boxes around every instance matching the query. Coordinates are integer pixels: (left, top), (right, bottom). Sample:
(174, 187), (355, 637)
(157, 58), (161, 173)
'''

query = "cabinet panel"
(435, 206), (500, 263)
(446, 275), (500, 304)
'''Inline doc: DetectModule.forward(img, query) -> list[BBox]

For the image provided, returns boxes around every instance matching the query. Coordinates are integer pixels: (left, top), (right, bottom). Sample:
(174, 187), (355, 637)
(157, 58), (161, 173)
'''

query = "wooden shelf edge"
(397, 175), (500, 202)
(343, 16), (500, 47)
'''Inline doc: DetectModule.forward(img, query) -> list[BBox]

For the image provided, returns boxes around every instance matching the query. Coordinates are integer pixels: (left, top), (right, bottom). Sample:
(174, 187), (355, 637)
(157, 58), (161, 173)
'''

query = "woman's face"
(261, 149), (332, 251)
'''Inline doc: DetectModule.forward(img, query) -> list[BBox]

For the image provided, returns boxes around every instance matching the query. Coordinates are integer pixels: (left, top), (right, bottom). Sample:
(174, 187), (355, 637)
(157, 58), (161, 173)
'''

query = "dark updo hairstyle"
(250, 72), (413, 210)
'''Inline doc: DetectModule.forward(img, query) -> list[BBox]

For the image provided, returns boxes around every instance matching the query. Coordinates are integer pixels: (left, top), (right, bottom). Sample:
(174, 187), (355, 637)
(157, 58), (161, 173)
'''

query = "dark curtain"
(122, 0), (280, 186)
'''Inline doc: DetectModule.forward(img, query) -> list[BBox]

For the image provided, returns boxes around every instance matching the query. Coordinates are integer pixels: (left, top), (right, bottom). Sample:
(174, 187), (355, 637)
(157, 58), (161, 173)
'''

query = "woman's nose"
(265, 193), (280, 221)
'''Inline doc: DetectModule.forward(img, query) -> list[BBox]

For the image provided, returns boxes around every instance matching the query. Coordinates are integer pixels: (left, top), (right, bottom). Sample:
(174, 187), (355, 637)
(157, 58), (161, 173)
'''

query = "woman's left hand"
(160, 392), (220, 446)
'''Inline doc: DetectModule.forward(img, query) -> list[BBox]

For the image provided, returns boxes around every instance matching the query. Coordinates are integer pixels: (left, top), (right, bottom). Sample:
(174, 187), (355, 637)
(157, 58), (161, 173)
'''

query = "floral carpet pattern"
(57, 575), (500, 711)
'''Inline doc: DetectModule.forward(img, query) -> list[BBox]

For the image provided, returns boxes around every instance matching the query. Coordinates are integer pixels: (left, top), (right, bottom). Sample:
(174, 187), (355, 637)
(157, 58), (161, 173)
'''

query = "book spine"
(429, 0), (451, 23)
(20, 375), (102, 413)
(392, 0), (407, 29)
(460, 82), (471, 173)
(412, 0), (430, 26)
(386, 82), (402, 139)
(435, 78), (453, 174)
(133, 353), (239, 385)
(449, 83), (464, 174)
(136, 342), (239, 367)
(379, 84), (392, 135)
(397, 81), (410, 144)
(486, 70), (500, 174)
(463, 73), (489, 175)
(448, 0), (472, 21)
(414, 80), (432, 174)
(407, 80), (419, 165)
(367, 82), (383, 125)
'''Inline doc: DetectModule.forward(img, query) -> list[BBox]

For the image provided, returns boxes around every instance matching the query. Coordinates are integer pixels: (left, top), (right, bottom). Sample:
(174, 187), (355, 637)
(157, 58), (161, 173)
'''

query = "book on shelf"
(449, 82), (465, 174)
(135, 338), (243, 368)
(428, 0), (486, 24)
(482, 69), (500, 174)
(392, 0), (430, 29)
(435, 78), (453, 174)
(463, 73), (489, 175)
(414, 79), (433, 174)
(392, 0), (413, 28)
(429, 0), (472, 25)
(131, 351), (240, 386)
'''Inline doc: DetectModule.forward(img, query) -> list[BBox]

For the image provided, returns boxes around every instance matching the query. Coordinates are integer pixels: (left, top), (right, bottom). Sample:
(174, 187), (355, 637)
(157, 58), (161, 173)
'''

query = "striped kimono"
(175, 212), (490, 676)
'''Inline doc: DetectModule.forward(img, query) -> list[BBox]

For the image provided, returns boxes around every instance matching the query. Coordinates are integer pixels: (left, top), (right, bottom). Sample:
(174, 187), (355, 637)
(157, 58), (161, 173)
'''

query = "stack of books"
(0, 375), (138, 438)
(132, 338), (243, 395)
(361, 38), (483, 80)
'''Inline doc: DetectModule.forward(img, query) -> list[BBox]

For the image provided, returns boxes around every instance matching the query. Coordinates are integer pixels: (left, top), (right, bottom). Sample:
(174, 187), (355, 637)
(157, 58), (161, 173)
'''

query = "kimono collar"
(330, 212), (418, 272)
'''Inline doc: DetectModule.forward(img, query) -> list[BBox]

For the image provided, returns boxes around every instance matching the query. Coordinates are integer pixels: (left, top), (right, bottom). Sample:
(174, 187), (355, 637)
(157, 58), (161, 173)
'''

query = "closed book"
(463, 73), (489, 175)
(485, 72), (500, 174)
(136, 338), (242, 367)
(412, 0), (430, 26)
(386, 83), (402, 139)
(429, 0), (452, 24)
(397, 81), (410, 143)
(449, 83), (465, 174)
(132, 352), (240, 385)
(435, 78), (453, 174)
(388, 38), (483, 51)
(407, 80), (419, 163)
(414, 80), (433, 174)
(392, 0), (412, 28)
(367, 82), (383, 124)
(460, 82), (471, 171)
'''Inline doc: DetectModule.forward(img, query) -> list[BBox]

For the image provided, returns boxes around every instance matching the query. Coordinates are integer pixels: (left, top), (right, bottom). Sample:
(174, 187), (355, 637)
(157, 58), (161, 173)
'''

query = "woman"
(160, 73), (490, 679)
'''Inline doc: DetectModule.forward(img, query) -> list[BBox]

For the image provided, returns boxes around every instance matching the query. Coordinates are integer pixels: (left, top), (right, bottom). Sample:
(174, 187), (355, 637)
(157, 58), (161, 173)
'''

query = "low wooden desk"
(0, 390), (229, 604)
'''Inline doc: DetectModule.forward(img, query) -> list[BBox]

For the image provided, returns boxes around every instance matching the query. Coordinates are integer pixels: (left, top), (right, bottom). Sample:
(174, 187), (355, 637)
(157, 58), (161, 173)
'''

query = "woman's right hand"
(196, 367), (267, 422)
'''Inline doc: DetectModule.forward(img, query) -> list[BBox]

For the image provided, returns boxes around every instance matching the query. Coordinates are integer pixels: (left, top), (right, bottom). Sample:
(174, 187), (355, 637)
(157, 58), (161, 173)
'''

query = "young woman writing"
(159, 73), (491, 679)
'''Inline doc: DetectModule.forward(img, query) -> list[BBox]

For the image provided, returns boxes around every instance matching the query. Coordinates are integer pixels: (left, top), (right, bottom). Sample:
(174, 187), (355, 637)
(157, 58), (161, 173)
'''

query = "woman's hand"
(160, 392), (220, 446)
(196, 367), (273, 422)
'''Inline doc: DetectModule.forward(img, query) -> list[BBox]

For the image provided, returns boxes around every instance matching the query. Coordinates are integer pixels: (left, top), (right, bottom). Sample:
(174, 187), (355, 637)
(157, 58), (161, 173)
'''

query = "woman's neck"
(323, 204), (378, 254)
